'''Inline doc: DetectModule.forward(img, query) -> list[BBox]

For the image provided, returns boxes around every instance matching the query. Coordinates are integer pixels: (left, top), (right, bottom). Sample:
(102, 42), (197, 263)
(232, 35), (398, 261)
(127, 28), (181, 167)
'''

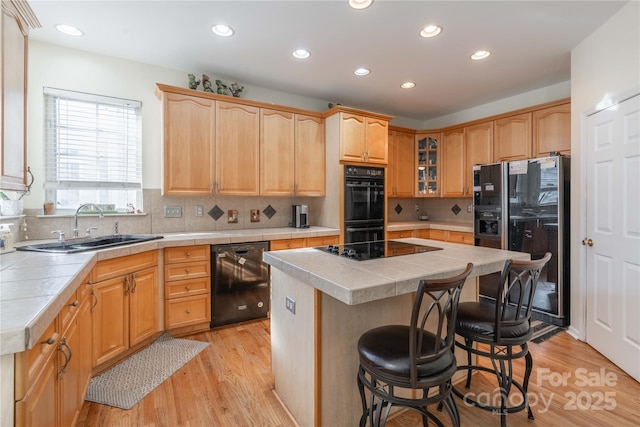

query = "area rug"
(530, 320), (566, 344)
(85, 333), (209, 409)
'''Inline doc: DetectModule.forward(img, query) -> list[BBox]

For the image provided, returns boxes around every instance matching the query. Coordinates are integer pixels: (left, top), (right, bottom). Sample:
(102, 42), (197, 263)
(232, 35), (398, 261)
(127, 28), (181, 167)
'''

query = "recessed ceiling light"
(354, 68), (370, 76)
(348, 0), (373, 10)
(211, 24), (234, 37)
(55, 24), (83, 36)
(400, 82), (416, 89)
(470, 50), (491, 60)
(292, 49), (311, 59)
(419, 25), (442, 38)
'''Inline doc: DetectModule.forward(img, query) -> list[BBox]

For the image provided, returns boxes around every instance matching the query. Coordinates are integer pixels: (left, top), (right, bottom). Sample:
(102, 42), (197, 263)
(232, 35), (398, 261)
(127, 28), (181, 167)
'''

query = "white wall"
(569, 1), (640, 338)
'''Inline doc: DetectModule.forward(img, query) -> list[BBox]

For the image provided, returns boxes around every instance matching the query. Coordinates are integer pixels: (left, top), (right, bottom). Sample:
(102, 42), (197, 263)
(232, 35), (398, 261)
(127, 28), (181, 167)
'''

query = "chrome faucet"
(73, 203), (104, 238)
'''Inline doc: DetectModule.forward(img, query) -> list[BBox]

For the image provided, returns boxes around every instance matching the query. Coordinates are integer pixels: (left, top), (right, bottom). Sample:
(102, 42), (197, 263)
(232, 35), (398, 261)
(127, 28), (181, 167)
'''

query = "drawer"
(416, 229), (430, 239)
(14, 320), (59, 400)
(58, 290), (80, 333)
(165, 260), (210, 282)
(270, 238), (306, 251)
(387, 230), (415, 239)
(165, 294), (211, 329)
(165, 277), (210, 299)
(165, 245), (210, 264)
(92, 251), (157, 282)
(448, 231), (474, 245)
(429, 229), (446, 241)
(305, 236), (339, 247)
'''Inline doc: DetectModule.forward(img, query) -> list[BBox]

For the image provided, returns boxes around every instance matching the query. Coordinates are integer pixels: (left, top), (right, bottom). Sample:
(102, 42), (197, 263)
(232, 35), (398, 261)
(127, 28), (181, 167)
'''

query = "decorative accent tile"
(228, 210), (238, 223)
(208, 205), (224, 221)
(451, 204), (462, 215)
(263, 205), (276, 219)
(250, 209), (260, 222)
(394, 204), (403, 214)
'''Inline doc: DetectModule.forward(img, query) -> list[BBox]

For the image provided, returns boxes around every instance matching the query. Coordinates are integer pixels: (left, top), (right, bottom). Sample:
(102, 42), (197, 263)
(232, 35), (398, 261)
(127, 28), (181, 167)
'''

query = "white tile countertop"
(263, 237), (528, 306)
(0, 226), (338, 355)
(387, 220), (473, 233)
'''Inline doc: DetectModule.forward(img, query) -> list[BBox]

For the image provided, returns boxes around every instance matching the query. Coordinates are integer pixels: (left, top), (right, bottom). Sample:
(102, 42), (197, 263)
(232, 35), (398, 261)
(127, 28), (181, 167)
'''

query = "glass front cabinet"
(415, 133), (440, 197)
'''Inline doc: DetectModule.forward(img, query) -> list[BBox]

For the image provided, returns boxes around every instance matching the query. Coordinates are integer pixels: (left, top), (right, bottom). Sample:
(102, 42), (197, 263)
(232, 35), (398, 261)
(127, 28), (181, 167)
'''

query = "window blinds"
(43, 87), (142, 191)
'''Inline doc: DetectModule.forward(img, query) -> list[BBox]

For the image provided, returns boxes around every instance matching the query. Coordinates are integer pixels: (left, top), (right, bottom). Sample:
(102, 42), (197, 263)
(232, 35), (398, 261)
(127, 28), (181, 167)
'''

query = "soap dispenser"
(0, 223), (14, 253)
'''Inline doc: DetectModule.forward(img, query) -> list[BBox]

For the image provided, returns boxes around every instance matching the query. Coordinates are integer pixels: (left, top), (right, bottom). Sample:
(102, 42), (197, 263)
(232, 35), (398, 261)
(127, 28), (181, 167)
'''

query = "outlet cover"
(195, 205), (204, 217)
(164, 206), (182, 218)
(286, 296), (296, 314)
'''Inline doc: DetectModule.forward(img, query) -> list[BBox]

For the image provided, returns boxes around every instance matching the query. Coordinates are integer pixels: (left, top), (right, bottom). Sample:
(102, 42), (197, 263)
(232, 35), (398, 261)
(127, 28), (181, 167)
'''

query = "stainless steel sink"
(17, 235), (164, 254)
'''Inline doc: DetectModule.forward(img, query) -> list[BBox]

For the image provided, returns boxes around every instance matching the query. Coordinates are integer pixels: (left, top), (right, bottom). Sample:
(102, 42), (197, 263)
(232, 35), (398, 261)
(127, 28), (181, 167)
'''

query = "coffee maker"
(292, 205), (309, 228)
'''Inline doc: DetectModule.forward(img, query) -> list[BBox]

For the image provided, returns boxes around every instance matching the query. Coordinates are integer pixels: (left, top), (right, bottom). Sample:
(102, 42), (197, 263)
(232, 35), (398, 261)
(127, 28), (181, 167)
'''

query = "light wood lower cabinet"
(270, 236), (339, 251)
(91, 252), (159, 367)
(429, 229), (474, 245)
(15, 277), (92, 427)
(164, 245), (211, 332)
(387, 230), (415, 239)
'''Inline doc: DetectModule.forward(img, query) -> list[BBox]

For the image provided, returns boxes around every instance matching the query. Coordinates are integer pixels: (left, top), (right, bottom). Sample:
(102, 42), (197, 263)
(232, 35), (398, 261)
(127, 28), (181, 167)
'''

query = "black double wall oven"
(344, 165), (385, 245)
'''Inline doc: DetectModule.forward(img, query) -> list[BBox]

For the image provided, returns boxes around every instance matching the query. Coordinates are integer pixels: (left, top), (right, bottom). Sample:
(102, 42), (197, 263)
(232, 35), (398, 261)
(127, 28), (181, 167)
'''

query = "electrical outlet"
(286, 296), (296, 314)
(195, 205), (204, 217)
(467, 204), (473, 213)
(164, 206), (182, 218)
(415, 203), (420, 211)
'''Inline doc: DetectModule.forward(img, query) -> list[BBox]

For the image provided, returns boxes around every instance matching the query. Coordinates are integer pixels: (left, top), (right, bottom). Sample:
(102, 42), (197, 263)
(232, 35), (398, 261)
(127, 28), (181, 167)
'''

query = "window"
(44, 87), (142, 213)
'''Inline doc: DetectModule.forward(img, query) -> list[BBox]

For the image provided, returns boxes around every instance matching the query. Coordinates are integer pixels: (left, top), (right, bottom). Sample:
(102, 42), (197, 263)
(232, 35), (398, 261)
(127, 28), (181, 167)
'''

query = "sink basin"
(17, 235), (164, 254)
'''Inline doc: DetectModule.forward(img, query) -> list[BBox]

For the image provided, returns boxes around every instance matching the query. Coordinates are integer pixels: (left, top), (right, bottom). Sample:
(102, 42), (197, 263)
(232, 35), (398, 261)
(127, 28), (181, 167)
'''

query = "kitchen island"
(263, 238), (529, 427)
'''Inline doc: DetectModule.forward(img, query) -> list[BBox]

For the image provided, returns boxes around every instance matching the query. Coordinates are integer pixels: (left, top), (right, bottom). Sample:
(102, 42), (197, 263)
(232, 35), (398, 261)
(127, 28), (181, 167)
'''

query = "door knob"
(581, 238), (594, 247)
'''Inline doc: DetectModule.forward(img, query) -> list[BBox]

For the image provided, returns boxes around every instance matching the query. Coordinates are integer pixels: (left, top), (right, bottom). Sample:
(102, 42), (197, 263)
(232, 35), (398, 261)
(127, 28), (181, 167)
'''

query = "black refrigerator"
(476, 156), (570, 326)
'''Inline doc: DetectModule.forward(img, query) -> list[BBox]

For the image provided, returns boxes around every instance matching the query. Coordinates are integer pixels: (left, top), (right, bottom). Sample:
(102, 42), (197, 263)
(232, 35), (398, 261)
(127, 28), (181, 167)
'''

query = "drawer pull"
(186, 309), (191, 314)
(41, 337), (55, 345)
(185, 269), (190, 274)
(186, 252), (191, 257)
(68, 300), (79, 307)
(185, 286), (191, 291)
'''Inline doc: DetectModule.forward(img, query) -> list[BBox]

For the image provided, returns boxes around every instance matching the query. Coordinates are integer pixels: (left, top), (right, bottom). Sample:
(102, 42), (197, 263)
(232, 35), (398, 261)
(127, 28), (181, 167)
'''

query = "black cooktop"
(316, 240), (442, 261)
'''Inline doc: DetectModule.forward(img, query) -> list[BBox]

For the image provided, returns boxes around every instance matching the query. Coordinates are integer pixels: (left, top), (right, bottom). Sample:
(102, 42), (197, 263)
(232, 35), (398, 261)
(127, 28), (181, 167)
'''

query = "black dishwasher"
(210, 241), (270, 327)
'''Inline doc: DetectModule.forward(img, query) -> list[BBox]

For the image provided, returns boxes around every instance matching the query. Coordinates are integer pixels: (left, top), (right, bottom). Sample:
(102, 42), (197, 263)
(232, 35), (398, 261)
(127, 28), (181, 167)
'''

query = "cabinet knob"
(68, 300), (79, 307)
(185, 286), (191, 291)
(185, 269), (190, 274)
(41, 336), (55, 345)
(186, 252), (191, 257)
(186, 309), (191, 314)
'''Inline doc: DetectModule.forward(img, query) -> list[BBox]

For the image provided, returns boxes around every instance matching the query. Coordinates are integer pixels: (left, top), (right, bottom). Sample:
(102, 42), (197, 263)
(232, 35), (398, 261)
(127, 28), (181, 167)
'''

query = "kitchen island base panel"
(270, 268), (477, 427)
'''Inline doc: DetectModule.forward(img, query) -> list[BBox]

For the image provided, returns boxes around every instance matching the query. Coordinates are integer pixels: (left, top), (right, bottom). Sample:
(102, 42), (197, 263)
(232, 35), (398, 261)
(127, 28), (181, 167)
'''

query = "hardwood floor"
(78, 320), (640, 427)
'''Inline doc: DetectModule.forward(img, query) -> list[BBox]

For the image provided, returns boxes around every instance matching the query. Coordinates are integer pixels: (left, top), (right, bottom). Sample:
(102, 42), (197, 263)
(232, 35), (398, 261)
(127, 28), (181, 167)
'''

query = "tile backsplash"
(387, 197), (473, 223)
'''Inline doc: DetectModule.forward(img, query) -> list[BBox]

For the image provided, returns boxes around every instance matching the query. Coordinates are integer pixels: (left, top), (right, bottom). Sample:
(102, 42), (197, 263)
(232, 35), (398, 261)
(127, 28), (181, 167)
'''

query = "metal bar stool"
(357, 263), (473, 427)
(452, 253), (552, 427)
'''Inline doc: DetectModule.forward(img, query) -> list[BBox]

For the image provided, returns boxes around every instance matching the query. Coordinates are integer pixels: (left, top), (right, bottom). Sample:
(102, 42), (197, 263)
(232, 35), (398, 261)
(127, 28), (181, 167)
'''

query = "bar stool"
(452, 253), (552, 427)
(357, 263), (473, 427)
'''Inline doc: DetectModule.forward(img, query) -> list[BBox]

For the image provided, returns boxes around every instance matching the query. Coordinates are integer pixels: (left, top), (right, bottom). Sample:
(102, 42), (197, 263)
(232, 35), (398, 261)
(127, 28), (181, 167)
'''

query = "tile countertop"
(387, 220), (473, 233)
(0, 226), (338, 355)
(263, 237), (528, 306)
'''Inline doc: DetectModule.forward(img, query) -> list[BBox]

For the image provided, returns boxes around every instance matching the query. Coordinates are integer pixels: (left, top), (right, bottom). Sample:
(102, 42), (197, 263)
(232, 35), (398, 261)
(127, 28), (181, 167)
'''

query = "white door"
(585, 94), (640, 382)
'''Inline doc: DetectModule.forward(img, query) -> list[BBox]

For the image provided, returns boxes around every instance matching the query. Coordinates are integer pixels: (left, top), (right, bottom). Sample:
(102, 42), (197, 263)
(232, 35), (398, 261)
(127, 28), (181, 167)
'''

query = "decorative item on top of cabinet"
(532, 102), (571, 157)
(1, 1), (40, 192)
(494, 112), (532, 161)
(388, 127), (415, 197)
(415, 133), (440, 197)
(164, 245), (211, 335)
(328, 107), (391, 165)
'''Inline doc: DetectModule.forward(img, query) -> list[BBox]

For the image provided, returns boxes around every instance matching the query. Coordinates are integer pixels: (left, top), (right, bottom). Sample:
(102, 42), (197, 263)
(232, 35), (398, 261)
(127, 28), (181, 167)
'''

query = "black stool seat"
(358, 325), (455, 384)
(356, 264), (473, 427)
(456, 301), (531, 342)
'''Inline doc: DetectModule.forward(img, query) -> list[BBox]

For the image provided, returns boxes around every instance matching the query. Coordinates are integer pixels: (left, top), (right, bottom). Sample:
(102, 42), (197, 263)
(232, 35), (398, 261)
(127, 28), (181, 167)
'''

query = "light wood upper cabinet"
(494, 112), (532, 161)
(442, 128), (465, 197)
(295, 114), (325, 196)
(388, 129), (415, 197)
(260, 109), (295, 196)
(216, 101), (260, 195)
(415, 133), (440, 197)
(162, 93), (214, 195)
(533, 102), (571, 157)
(1, 1), (39, 192)
(465, 121), (494, 192)
(339, 112), (388, 164)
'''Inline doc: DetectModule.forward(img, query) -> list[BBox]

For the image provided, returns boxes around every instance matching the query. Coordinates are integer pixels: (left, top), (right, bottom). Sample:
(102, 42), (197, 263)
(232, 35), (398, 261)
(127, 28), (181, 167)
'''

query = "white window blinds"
(44, 87), (143, 211)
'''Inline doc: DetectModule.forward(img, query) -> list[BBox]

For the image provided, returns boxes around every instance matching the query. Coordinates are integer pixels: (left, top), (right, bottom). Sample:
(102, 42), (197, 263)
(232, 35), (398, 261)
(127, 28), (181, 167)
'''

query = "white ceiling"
(28, 0), (628, 121)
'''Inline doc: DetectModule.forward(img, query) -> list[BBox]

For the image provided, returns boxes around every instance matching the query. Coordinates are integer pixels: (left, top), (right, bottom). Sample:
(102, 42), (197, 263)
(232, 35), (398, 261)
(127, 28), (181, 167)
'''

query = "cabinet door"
(339, 113), (366, 162)
(92, 276), (128, 366)
(216, 101), (260, 195)
(58, 320), (80, 427)
(415, 133), (440, 197)
(295, 114), (325, 196)
(365, 118), (388, 164)
(1, 8), (28, 191)
(465, 121), (494, 194)
(14, 355), (57, 427)
(442, 128), (465, 197)
(260, 108), (295, 196)
(129, 266), (159, 347)
(494, 112), (532, 161)
(533, 103), (571, 157)
(162, 92), (214, 195)
(388, 130), (414, 197)
(77, 293), (93, 403)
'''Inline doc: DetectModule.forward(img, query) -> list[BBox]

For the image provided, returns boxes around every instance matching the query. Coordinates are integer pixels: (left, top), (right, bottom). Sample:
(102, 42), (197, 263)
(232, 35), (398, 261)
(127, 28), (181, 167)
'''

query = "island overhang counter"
(262, 238), (530, 427)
